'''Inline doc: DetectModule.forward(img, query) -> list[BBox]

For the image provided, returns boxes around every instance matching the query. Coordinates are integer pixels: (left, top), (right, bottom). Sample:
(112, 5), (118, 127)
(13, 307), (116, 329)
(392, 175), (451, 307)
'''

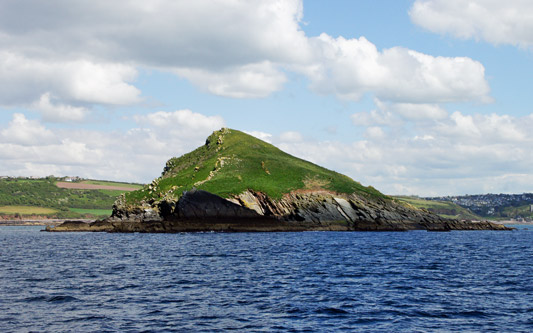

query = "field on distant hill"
(0, 177), (142, 219)
(393, 196), (482, 220)
(0, 205), (58, 215)
(56, 181), (141, 192)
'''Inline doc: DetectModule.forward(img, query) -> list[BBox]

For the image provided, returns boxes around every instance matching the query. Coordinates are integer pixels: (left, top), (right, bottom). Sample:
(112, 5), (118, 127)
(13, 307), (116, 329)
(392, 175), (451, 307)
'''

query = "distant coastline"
(0, 219), (93, 227)
(490, 220), (533, 225)
(4, 218), (524, 229)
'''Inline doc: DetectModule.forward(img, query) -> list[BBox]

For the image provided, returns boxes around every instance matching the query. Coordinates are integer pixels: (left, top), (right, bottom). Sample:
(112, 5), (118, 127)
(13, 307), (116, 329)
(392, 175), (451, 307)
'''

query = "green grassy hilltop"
(125, 128), (386, 206)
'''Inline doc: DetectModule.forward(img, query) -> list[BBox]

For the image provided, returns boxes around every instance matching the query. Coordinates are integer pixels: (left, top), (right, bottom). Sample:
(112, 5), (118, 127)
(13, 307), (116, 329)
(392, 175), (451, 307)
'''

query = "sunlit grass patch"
(0, 206), (58, 215)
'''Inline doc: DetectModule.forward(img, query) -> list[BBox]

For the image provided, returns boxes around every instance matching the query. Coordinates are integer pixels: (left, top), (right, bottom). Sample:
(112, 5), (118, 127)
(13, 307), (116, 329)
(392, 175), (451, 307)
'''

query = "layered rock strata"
(47, 189), (510, 232)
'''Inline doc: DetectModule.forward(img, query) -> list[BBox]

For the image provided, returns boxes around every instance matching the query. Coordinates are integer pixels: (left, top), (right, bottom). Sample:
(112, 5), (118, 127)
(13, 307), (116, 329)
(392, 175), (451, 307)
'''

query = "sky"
(1, 0), (533, 196)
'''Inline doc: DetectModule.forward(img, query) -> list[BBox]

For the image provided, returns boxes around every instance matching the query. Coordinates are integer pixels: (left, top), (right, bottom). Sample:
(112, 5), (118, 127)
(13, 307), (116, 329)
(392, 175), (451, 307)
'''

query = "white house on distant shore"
(63, 176), (81, 182)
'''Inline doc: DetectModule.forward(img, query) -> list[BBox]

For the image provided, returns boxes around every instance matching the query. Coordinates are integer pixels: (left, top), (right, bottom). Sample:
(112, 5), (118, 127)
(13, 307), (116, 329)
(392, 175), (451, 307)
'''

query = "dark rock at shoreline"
(47, 189), (511, 232)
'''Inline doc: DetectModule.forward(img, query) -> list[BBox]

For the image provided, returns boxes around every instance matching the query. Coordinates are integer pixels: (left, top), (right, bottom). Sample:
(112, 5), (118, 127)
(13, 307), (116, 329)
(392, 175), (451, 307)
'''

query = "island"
(47, 128), (510, 232)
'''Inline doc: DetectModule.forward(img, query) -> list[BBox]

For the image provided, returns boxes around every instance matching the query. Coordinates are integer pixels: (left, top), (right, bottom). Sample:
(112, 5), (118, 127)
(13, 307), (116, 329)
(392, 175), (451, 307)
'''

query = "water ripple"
(0, 226), (532, 331)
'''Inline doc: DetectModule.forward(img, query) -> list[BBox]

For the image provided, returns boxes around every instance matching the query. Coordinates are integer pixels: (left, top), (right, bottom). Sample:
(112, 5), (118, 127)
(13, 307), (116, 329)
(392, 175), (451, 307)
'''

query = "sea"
(1, 225), (532, 332)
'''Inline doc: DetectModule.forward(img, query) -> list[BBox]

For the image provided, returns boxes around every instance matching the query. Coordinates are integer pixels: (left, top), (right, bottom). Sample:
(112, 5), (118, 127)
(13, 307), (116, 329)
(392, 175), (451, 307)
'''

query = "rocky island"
(47, 128), (509, 232)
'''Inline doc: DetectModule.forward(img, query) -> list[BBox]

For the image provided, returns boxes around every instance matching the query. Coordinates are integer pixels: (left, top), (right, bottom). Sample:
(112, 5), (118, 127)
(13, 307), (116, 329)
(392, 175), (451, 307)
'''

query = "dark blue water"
(1, 226), (532, 332)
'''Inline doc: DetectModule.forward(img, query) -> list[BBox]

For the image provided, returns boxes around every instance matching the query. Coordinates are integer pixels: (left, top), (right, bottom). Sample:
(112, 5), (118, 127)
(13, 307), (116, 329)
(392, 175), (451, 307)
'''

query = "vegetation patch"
(303, 175), (331, 190)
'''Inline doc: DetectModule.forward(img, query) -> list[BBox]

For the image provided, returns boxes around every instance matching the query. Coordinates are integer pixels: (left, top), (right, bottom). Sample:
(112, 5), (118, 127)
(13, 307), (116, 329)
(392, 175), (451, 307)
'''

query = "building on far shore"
(63, 176), (81, 182)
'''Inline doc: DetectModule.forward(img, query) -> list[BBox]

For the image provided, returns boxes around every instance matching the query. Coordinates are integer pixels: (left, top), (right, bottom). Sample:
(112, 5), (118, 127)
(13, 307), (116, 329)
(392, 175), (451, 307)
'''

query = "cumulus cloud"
(279, 131), (304, 143)
(174, 62), (287, 98)
(0, 1), (308, 65)
(33, 93), (89, 122)
(352, 108), (397, 127)
(245, 130), (306, 145)
(0, 0), (308, 103)
(0, 0), (492, 115)
(0, 52), (141, 108)
(281, 109), (533, 196)
(300, 34), (491, 103)
(392, 102), (448, 121)
(245, 131), (273, 143)
(352, 99), (448, 129)
(410, 0), (533, 48)
(0, 113), (56, 146)
(133, 109), (225, 142)
(364, 127), (386, 140)
(435, 112), (527, 143)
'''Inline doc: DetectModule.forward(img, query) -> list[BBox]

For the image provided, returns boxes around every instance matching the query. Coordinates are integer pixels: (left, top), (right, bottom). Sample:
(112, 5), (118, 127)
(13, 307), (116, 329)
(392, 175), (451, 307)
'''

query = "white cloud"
(364, 127), (386, 140)
(281, 110), (533, 196)
(279, 131), (303, 143)
(246, 130), (306, 145)
(410, 0), (533, 48)
(0, 0), (308, 101)
(444, 112), (482, 139)
(0, 1), (310, 65)
(352, 108), (398, 127)
(134, 109), (225, 132)
(64, 60), (141, 105)
(174, 62), (287, 98)
(0, 0), (492, 106)
(301, 34), (490, 103)
(391, 102), (448, 121)
(33, 93), (89, 122)
(132, 109), (226, 154)
(0, 52), (141, 113)
(434, 112), (527, 143)
(351, 99), (448, 128)
(245, 131), (273, 143)
(0, 113), (56, 146)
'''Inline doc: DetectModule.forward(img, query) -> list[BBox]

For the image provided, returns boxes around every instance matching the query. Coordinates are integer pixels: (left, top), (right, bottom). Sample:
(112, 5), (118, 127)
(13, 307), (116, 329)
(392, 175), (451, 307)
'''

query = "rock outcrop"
(47, 189), (510, 232)
(45, 128), (512, 233)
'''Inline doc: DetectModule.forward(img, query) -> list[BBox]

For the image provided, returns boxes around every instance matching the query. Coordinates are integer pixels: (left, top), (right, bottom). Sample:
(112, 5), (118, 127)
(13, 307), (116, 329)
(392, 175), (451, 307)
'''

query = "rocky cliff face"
(47, 188), (510, 232)
(227, 189), (509, 231)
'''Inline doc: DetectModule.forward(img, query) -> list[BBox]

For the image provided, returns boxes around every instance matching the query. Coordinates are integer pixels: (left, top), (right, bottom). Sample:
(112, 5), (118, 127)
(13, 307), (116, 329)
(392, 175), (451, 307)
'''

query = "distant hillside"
(393, 196), (482, 221)
(0, 176), (142, 219)
(425, 193), (533, 221)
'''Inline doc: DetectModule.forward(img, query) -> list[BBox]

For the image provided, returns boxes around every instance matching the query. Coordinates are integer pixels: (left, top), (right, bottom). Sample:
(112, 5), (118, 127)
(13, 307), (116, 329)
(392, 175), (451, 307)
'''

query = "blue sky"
(1, 0), (533, 196)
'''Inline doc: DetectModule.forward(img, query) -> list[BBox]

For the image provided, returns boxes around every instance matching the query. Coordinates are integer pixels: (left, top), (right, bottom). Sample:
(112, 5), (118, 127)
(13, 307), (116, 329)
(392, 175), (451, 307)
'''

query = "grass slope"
(126, 128), (386, 205)
(393, 196), (482, 220)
